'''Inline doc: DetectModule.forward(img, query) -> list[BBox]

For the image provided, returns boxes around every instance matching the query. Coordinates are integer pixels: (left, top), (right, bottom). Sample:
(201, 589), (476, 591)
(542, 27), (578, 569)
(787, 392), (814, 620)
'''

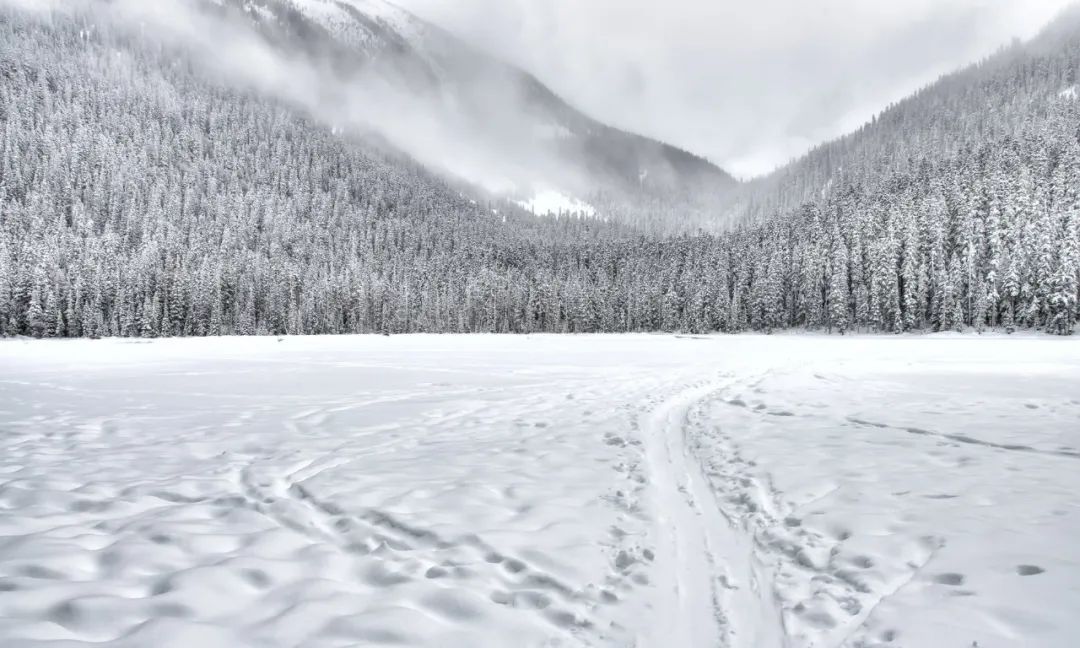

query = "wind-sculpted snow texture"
(0, 335), (1078, 647)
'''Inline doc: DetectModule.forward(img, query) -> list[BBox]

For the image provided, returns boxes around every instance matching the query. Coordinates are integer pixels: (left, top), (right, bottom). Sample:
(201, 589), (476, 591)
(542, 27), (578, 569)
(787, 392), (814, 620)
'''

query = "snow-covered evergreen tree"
(1, 2), (1079, 338)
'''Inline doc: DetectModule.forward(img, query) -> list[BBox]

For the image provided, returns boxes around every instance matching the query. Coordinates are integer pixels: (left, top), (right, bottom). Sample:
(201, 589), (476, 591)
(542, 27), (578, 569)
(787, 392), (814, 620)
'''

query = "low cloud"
(40, 0), (587, 198)
(400, 0), (1074, 177)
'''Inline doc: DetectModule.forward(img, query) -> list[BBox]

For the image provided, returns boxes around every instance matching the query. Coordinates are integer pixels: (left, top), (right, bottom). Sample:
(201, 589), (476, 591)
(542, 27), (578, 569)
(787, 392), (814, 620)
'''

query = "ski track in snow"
(0, 334), (1078, 647)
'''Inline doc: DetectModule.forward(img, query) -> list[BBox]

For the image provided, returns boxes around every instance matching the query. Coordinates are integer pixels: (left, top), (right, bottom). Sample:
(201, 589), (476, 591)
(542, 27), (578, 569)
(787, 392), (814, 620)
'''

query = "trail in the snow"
(2, 335), (1078, 648)
(640, 375), (786, 648)
(639, 371), (939, 648)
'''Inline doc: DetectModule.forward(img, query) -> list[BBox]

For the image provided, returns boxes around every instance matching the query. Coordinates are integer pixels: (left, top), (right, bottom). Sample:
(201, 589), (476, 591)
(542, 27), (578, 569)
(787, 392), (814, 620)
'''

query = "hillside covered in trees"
(0, 1), (1078, 337)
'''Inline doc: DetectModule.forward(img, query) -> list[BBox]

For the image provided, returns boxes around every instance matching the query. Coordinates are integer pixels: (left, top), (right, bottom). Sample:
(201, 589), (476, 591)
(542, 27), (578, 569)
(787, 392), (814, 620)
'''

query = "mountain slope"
(213, 0), (736, 223)
(0, 0), (1076, 339)
(726, 4), (1080, 225)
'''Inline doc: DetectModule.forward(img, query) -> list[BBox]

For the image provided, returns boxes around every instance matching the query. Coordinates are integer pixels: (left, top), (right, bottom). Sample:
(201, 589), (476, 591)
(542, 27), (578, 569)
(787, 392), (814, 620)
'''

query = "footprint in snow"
(933, 573), (965, 586)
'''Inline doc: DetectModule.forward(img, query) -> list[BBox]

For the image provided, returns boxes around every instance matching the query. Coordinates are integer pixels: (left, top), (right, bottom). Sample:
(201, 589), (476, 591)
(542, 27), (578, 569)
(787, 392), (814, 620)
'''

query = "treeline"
(0, 5), (1077, 337)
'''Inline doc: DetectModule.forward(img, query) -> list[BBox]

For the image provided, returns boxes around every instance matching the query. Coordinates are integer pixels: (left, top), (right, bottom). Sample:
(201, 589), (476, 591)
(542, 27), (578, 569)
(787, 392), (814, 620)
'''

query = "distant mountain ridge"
(724, 3), (1080, 225)
(210, 0), (736, 218)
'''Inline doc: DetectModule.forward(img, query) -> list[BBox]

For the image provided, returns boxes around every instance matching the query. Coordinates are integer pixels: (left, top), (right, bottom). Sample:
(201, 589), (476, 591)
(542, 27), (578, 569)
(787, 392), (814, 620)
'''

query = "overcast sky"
(398, 0), (1073, 178)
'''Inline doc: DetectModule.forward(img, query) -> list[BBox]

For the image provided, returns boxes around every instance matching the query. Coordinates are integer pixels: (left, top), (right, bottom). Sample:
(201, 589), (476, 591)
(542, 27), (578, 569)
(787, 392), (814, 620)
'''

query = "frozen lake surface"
(1, 334), (1078, 647)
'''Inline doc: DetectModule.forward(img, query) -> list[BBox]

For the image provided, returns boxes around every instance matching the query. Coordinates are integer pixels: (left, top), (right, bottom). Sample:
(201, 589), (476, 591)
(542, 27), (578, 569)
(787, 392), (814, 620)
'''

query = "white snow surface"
(516, 190), (596, 217)
(0, 334), (1078, 647)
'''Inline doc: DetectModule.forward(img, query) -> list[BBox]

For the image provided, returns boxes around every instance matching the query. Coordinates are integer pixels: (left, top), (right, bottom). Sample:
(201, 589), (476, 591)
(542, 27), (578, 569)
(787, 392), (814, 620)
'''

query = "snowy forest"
(1, 3), (1079, 338)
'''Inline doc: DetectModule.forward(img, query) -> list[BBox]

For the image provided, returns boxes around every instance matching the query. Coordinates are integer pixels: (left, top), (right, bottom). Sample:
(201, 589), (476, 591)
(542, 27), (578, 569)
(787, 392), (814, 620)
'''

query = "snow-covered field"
(0, 334), (1077, 648)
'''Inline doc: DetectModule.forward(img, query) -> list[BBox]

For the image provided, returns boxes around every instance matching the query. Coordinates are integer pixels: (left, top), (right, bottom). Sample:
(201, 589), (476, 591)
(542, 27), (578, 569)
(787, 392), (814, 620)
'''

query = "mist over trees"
(0, 2), (1078, 338)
